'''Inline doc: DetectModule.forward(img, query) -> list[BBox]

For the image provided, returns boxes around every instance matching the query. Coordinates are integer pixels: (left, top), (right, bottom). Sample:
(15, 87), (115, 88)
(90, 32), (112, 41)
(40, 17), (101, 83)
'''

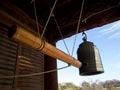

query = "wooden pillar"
(44, 22), (58, 90)
(44, 41), (58, 90)
(44, 54), (58, 90)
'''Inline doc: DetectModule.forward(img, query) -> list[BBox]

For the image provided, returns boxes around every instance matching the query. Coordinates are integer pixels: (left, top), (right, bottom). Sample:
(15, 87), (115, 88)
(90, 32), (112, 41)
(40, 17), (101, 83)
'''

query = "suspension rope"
(40, 0), (58, 39)
(0, 65), (70, 79)
(31, 0), (46, 51)
(52, 14), (70, 55)
(71, 0), (85, 56)
(0, 0), (71, 79)
(31, 0), (58, 50)
(31, 0), (41, 38)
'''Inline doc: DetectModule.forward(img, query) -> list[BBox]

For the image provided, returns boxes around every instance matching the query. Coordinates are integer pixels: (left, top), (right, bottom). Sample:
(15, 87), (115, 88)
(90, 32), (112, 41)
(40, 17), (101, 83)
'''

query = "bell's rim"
(80, 71), (104, 76)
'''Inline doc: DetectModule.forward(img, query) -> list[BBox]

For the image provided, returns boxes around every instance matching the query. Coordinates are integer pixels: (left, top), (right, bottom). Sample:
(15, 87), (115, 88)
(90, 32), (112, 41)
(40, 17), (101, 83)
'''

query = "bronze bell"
(77, 32), (104, 76)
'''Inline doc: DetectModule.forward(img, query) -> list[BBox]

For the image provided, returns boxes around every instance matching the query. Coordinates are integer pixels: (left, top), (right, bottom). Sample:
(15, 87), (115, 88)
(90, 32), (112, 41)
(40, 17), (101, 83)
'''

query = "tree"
(81, 81), (104, 90)
(91, 83), (104, 90)
(59, 79), (120, 90)
(107, 83), (118, 90)
(58, 83), (63, 90)
(82, 81), (91, 90)
(58, 82), (78, 90)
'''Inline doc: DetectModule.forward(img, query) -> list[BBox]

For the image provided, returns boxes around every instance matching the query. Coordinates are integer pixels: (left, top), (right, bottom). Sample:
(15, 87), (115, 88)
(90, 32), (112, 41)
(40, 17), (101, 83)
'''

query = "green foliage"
(107, 84), (118, 90)
(58, 79), (120, 90)
(58, 82), (79, 90)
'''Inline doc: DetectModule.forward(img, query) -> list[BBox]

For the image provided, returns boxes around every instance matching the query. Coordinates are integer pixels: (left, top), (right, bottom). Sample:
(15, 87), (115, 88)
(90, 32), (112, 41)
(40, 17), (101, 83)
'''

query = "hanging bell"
(77, 32), (104, 76)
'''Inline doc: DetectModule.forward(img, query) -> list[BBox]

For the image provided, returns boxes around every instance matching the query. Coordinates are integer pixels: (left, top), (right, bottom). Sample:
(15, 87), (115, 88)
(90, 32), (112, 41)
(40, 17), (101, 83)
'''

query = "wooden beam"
(8, 25), (82, 68)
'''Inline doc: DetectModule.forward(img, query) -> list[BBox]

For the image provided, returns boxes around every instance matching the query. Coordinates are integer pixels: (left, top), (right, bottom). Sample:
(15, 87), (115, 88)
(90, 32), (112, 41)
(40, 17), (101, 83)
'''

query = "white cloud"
(100, 21), (120, 33)
(108, 31), (120, 39)
(99, 20), (120, 39)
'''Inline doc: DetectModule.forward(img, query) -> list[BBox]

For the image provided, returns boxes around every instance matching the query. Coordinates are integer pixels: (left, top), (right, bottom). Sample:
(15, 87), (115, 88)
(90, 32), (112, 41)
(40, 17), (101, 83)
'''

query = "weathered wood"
(0, 27), (17, 89)
(0, 6), (44, 90)
(0, 69), (14, 75)
(16, 45), (44, 90)
(0, 0), (44, 34)
(9, 25), (82, 68)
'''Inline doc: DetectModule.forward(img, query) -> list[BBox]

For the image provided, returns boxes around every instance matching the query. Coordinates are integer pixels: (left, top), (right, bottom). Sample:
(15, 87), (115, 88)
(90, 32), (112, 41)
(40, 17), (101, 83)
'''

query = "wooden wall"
(0, 1), (58, 89)
(0, 23), (44, 90)
(0, 24), (18, 90)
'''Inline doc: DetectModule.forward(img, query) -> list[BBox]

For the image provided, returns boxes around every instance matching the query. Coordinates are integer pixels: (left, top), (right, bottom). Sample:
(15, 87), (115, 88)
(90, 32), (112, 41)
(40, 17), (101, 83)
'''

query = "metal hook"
(82, 32), (87, 42)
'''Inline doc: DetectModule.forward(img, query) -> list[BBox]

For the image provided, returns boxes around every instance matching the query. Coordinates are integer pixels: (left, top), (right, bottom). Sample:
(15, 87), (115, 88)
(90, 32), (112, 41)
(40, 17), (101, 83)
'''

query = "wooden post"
(44, 27), (58, 90)
(44, 55), (58, 90)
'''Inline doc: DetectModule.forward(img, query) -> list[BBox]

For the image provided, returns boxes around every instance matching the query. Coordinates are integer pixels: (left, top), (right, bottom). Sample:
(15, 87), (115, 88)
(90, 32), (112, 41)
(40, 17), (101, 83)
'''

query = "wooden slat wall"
(17, 46), (44, 90)
(0, 25), (18, 90)
(0, 24), (44, 90)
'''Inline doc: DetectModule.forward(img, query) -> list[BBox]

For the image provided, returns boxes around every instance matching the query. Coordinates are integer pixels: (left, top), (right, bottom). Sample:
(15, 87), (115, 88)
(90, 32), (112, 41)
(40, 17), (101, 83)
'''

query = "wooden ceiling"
(1, 0), (120, 42)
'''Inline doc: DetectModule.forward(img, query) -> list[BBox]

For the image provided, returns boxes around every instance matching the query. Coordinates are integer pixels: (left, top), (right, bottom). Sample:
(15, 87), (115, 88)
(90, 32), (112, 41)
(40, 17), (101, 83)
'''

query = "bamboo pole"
(8, 25), (82, 68)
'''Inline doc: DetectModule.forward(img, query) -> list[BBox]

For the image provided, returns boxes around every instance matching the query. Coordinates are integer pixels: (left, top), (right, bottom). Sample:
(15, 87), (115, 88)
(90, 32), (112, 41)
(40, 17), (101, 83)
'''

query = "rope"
(31, 0), (58, 51)
(31, 0), (41, 38)
(40, 0), (58, 39)
(71, 0), (85, 56)
(31, 0), (46, 51)
(0, 0), (69, 79)
(52, 15), (70, 55)
(0, 65), (70, 79)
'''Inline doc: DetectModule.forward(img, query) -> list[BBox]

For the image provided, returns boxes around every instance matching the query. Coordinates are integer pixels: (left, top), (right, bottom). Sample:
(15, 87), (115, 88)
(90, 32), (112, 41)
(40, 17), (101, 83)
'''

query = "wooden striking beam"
(8, 25), (82, 68)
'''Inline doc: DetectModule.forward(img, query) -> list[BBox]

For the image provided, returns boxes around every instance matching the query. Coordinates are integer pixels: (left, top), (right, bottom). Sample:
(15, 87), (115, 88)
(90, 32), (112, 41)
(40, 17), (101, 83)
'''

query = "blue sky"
(56, 20), (120, 86)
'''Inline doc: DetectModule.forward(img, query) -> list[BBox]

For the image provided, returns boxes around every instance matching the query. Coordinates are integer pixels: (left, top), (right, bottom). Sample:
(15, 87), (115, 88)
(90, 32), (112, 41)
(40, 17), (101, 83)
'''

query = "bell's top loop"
(82, 32), (87, 42)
